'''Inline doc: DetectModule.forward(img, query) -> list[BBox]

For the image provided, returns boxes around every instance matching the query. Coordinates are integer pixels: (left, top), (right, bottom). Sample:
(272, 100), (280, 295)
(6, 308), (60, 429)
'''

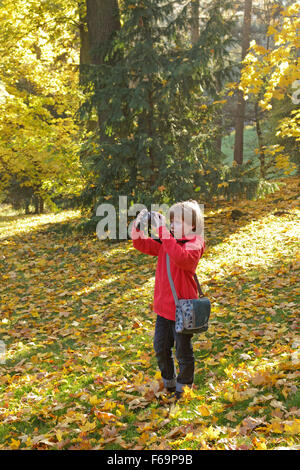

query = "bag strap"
(166, 254), (179, 305)
(193, 273), (205, 298)
(166, 254), (205, 303)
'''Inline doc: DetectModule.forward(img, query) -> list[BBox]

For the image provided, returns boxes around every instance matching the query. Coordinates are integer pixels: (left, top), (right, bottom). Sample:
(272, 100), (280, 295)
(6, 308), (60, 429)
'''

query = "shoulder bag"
(166, 253), (211, 334)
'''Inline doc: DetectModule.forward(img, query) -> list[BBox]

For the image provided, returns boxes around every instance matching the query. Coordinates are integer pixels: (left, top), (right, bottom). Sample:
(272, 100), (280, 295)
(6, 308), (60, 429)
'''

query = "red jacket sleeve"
(158, 225), (205, 272)
(131, 220), (161, 257)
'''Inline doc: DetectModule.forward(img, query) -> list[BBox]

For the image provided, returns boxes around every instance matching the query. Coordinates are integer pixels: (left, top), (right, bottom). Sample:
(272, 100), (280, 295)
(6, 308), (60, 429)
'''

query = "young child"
(131, 200), (205, 399)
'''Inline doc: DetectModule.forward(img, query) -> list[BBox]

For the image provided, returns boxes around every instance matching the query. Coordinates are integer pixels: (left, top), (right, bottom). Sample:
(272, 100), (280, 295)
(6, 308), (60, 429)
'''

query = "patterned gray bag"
(166, 254), (211, 334)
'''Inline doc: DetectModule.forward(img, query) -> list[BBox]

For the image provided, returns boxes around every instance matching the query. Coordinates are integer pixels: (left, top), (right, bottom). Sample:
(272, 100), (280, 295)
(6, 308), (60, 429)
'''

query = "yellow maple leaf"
(102, 400), (117, 412)
(89, 395), (99, 406)
(284, 419), (300, 435)
(182, 386), (196, 400)
(204, 426), (220, 441)
(95, 411), (117, 424)
(197, 405), (210, 416)
(80, 420), (97, 433)
(25, 436), (32, 447)
(252, 437), (267, 450)
(271, 421), (284, 433)
(10, 438), (21, 449)
(56, 430), (63, 442)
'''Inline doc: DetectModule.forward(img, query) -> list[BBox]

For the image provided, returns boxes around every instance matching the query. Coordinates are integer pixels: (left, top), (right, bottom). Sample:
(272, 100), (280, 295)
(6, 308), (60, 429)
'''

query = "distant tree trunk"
(33, 195), (44, 214)
(85, 0), (120, 134)
(255, 100), (265, 178)
(191, 0), (199, 44)
(34, 195), (39, 214)
(215, 82), (223, 154)
(234, 0), (252, 165)
(25, 200), (30, 214)
(39, 196), (44, 214)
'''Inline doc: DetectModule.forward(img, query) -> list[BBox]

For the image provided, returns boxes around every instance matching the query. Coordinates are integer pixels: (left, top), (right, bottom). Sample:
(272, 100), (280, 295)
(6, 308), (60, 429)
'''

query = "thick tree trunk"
(85, 0), (120, 134)
(86, 0), (120, 65)
(234, 0), (252, 165)
(191, 0), (199, 44)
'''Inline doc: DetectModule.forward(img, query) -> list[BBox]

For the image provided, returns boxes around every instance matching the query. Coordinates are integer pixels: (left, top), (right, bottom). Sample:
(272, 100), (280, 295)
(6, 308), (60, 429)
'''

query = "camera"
(136, 210), (175, 242)
(136, 211), (160, 231)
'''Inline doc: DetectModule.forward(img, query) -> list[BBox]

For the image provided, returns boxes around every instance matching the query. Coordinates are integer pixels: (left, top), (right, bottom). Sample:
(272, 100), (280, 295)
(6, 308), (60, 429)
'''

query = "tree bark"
(86, 0), (120, 66)
(148, 89), (156, 189)
(233, 0), (252, 165)
(25, 200), (30, 214)
(255, 100), (265, 178)
(85, 0), (120, 133)
(191, 0), (200, 44)
(79, 1), (91, 85)
(39, 196), (44, 214)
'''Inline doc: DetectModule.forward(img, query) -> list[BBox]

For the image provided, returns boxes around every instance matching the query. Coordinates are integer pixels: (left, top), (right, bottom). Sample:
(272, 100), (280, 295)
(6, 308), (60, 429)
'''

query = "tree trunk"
(34, 195), (39, 214)
(191, 0), (199, 44)
(39, 196), (44, 214)
(233, 0), (252, 165)
(215, 82), (223, 154)
(25, 200), (30, 214)
(86, 0), (120, 65)
(79, 1), (91, 85)
(85, 0), (120, 133)
(148, 89), (156, 189)
(255, 100), (265, 178)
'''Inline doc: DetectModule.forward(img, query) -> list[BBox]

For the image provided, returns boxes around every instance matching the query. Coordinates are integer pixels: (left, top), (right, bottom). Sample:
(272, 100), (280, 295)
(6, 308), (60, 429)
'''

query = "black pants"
(153, 314), (194, 393)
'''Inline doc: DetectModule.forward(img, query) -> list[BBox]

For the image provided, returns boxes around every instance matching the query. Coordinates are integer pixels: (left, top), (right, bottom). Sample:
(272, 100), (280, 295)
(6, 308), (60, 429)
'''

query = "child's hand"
(153, 212), (166, 229)
(135, 208), (148, 226)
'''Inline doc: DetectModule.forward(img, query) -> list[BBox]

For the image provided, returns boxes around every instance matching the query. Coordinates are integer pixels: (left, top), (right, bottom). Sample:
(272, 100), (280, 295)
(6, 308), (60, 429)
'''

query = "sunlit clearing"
(75, 275), (120, 297)
(0, 207), (81, 240)
(199, 209), (300, 281)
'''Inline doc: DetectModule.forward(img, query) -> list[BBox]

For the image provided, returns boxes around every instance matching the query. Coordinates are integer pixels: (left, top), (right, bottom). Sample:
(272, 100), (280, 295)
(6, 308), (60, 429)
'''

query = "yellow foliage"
(79, 420), (97, 433)
(0, 0), (82, 198)
(197, 405), (211, 416)
(9, 438), (21, 449)
(284, 419), (300, 436)
(238, 3), (299, 172)
(239, 3), (300, 112)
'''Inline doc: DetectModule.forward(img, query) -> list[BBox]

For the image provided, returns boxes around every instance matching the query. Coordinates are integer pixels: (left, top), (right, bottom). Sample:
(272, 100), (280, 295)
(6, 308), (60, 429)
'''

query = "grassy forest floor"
(0, 175), (299, 450)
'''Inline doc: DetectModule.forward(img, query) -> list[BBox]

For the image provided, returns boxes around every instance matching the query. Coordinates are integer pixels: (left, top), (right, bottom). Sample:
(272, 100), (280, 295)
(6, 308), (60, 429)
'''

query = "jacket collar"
(170, 231), (196, 244)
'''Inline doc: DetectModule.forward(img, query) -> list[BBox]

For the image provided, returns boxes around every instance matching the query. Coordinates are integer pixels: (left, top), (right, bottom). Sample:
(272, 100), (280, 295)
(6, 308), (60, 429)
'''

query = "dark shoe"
(166, 387), (176, 394)
(166, 391), (182, 402)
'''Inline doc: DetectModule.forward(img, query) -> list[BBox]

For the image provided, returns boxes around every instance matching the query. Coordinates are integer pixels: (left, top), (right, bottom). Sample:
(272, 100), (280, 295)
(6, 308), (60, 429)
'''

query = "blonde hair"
(169, 199), (203, 236)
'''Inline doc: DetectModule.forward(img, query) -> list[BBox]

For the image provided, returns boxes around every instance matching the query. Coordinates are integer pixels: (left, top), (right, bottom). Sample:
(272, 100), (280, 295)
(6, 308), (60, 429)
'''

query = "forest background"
(0, 0), (299, 224)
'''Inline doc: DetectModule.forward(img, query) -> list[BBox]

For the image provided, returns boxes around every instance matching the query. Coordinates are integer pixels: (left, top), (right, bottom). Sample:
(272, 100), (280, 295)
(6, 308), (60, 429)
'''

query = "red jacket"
(131, 221), (205, 321)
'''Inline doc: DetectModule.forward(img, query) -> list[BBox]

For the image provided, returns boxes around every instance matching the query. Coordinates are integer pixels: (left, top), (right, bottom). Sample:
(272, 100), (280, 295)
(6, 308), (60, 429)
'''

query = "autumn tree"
(239, 1), (299, 178)
(0, 0), (83, 213)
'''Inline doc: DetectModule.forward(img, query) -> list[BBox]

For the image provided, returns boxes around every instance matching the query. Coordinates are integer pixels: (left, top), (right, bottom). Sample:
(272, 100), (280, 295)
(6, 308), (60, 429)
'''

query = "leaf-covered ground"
(0, 176), (299, 450)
